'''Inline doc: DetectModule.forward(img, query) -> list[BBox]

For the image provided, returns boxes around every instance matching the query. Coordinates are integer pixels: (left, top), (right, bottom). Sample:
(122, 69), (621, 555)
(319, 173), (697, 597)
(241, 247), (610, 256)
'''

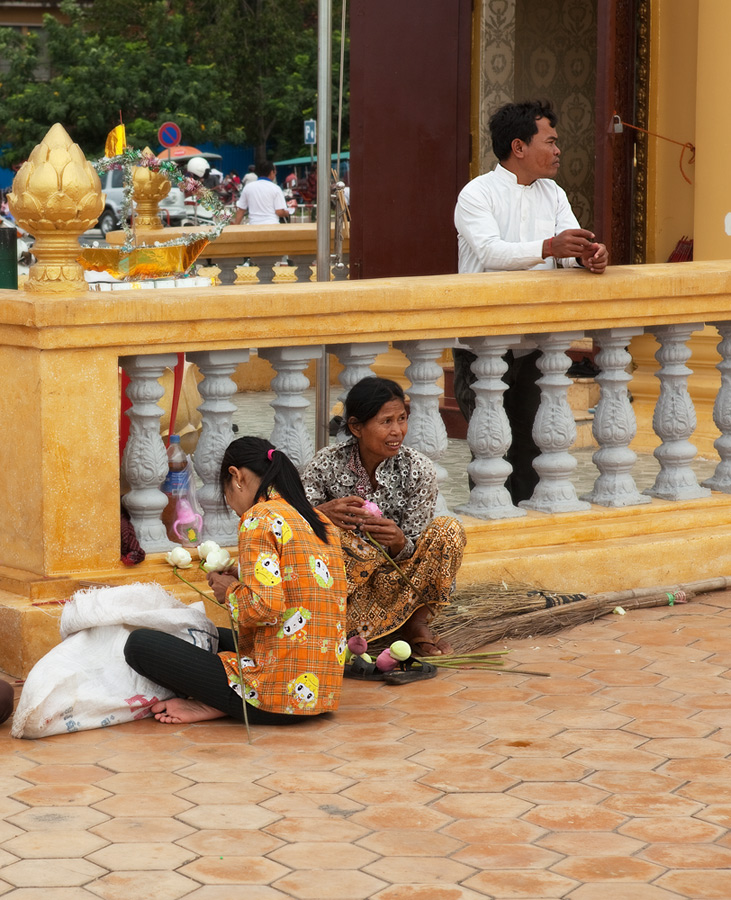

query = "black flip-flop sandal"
(382, 657), (438, 685)
(343, 655), (386, 681)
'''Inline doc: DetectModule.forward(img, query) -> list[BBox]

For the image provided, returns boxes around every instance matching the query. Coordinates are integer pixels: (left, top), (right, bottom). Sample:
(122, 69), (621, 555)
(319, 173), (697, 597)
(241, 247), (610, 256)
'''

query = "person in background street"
(453, 100), (608, 503)
(242, 165), (257, 187)
(233, 161), (289, 225)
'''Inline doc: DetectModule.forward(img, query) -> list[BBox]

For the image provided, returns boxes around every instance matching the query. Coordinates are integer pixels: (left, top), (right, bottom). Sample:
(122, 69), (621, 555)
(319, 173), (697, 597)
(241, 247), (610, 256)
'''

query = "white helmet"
(186, 157), (210, 178)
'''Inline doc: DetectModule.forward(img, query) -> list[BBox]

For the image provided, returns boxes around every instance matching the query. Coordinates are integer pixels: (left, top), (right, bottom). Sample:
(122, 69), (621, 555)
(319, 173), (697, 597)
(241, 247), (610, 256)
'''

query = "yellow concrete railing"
(3, 260), (731, 674)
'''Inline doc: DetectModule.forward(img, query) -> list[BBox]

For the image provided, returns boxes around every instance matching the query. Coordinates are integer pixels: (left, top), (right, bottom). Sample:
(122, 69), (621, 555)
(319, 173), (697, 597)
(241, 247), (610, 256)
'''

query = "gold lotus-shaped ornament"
(8, 123), (104, 293)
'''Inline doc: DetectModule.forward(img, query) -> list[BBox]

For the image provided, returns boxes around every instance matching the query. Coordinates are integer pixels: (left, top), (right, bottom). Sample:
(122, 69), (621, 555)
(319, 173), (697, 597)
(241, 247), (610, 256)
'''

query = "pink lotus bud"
(347, 635), (368, 655)
(375, 648), (399, 672)
(362, 500), (382, 517)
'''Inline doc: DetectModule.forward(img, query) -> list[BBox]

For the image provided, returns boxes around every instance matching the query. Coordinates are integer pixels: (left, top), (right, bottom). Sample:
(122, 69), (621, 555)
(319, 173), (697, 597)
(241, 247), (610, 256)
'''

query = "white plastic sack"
(12, 582), (219, 739)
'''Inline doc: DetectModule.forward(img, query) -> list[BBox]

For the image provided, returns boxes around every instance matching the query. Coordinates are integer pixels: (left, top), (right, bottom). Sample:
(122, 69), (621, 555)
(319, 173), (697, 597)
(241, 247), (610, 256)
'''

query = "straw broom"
(431, 576), (731, 655)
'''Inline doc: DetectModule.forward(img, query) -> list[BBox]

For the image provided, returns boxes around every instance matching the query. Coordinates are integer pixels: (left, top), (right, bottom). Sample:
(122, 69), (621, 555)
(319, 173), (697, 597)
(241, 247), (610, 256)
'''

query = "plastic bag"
(11, 582), (218, 739)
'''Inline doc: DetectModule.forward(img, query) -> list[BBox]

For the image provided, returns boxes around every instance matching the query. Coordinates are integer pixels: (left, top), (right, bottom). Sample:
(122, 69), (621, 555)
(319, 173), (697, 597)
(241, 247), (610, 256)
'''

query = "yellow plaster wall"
(645, 0), (697, 264)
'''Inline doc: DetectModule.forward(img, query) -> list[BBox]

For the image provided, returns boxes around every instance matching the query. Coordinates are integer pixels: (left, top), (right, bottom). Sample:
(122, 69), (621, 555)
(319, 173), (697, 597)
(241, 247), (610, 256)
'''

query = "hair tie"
(267, 448), (275, 461)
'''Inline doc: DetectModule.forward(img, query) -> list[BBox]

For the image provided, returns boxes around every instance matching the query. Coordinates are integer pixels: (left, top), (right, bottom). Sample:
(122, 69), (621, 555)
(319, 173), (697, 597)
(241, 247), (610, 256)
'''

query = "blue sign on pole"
(158, 121), (182, 148)
(304, 119), (317, 146)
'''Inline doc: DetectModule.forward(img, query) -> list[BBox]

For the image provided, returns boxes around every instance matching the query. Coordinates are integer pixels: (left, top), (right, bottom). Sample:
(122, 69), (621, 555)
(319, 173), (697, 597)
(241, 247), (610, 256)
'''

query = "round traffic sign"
(158, 121), (182, 148)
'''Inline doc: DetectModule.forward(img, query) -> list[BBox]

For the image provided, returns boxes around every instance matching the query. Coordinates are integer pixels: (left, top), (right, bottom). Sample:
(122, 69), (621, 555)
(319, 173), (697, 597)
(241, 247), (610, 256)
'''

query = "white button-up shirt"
(454, 163), (581, 274)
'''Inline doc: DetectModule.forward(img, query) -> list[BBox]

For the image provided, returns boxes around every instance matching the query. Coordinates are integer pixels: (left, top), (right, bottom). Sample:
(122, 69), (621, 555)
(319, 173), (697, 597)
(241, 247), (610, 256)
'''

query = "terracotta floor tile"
(626, 718), (718, 738)
(83, 870), (198, 900)
(451, 841), (561, 869)
(585, 772), (684, 794)
(640, 737), (731, 759)
(552, 728), (645, 750)
(482, 736), (576, 758)
(522, 803), (627, 831)
(619, 815), (726, 843)
(439, 818), (546, 844)
(19, 764), (112, 785)
(553, 854), (665, 882)
(566, 749), (662, 771)
(370, 885), (488, 900)
(641, 841), (731, 868)
(271, 867), (387, 899)
(96, 752), (192, 773)
(537, 830), (646, 856)
(333, 758), (431, 782)
(89, 816), (194, 843)
(268, 840), (377, 870)
(171, 888), (292, 900)
(540, 710), (633, 729)
(92, 791), (193, 817)
(433, 793), (535, 822)
(0, 890), (98, 900)
(9, 783), (110, 807)
(265, 816), (369, 844)
(530, 694), (616, 711)
(0, 858), (105, 888)
(405, 748), (504, 769)
(95, 772), (193, 794)
(8, 806), (109, 832)
(594, 686), (683, 704)
(2, 829), (108, 858)
(251, 750), (342, 770)
(566, 885), (683, 900)
(17, 745), (115, 765)
(658, 758), (731, 778)
(471, 718), (568, 741)
(174, 743), (266, 764)
(348, 803), (452, 832)
(696, 804), (731, 827)
(454, 686), (542, 704)
(494, 757), (592, 782)
(507, 781), (608, 805)
(259, 792), (364, 818)
(676, 779), (731, 804)
(88, 734), (192, 754)
(418, 764), (519, 793)
(363, 855), (477, 885)
(176, 802), (281, 831)
(655, 869), (731, 899)
(87, 841), (196, 870)
(255, 770), (354, 793)
(176, 781), (276, 805)
(385, 713), (484, 733)
(356, 828), (464, 858)
(178, 855), (290, 884)
(341, 777), (443, 806)
(602, 792), (703, 817)
(176, 828), (283, 857)
(173, 761), (273, 783)
(586, 670), (665, 687)
(462, 867), (577, 898)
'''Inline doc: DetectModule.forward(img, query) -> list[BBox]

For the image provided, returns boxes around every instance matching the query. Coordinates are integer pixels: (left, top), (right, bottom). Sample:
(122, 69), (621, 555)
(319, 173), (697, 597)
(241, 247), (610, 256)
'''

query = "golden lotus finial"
(132, 147), (171, 230)
(8, 123), (103, 293)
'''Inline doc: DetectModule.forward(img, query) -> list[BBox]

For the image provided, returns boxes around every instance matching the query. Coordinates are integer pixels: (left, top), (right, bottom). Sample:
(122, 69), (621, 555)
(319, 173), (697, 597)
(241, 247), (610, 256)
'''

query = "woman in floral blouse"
(125, 437), (347, 725)
(302, 377), (466, 656)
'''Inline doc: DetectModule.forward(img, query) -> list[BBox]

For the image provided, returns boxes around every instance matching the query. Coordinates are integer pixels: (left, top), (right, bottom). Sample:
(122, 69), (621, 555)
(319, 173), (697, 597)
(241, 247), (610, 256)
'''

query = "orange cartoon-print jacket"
(219, 492), (348, 715)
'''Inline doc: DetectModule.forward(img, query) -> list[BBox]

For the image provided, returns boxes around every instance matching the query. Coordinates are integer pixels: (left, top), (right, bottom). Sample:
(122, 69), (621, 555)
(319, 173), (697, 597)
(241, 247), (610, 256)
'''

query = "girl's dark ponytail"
(219, 437), (329, 543)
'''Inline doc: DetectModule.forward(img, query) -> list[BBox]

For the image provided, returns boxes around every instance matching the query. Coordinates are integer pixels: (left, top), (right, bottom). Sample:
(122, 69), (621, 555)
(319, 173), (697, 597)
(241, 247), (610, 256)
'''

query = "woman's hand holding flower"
(317, 495), (369, 531)
(359, 515), (406, 556)
(207, 571), (238, 604)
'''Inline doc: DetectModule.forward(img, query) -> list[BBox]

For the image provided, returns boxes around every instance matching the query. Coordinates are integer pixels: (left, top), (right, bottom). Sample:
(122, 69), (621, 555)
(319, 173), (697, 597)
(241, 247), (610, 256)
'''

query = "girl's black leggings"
(124, 627), (300, 725)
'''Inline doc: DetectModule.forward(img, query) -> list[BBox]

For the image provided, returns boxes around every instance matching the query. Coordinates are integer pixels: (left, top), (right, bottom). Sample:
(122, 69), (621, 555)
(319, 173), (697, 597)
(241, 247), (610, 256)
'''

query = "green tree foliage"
(0, 0), (348, 166)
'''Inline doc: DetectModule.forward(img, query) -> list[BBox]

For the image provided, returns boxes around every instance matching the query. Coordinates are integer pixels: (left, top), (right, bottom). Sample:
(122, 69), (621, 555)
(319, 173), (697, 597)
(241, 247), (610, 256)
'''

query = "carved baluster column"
(120, 353), (179, 551)
(582, 327), (650, 507)
(645, 324), (711, 500)
(328, 341), (389, 441)
(394, 339), (453, 515)
(521, 332), (590, 513)
(188, 349), (250, 546)
(455, 336), (526, 520)
(259, 346), (323, 467)
(703, 323), (731, 492)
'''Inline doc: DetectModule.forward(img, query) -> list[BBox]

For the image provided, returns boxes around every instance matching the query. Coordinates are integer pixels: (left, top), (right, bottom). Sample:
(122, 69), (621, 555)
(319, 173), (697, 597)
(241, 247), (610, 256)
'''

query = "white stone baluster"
(703, 323), (731, 492)
(582, 327), (650, 507)
(327, 341), (389, 441)
(259, 346), (323, 467)
(455, 336), (526, 519)
(521, 332), (590, 513)
(120, 353), (178, 551)
(394, 339), (453, 515)
(645, 324), (710, 500)
(188, 349), (250, 546)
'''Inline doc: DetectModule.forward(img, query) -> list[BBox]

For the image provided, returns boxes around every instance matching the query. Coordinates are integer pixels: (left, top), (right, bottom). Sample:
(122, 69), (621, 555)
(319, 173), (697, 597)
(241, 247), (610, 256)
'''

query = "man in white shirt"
(454, 100), (608, 503)
(233, 161), (289, 225)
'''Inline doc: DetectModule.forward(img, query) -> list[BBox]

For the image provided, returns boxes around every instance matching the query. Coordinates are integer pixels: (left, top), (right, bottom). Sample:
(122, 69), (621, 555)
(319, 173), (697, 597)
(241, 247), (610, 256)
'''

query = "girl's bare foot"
(150, 698), (226, 724)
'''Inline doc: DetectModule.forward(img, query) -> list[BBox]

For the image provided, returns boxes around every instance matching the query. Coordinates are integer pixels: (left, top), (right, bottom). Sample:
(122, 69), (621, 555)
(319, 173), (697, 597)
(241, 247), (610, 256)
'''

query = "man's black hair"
(489, 100), (557, 162)
(255, 160), (275, 178)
